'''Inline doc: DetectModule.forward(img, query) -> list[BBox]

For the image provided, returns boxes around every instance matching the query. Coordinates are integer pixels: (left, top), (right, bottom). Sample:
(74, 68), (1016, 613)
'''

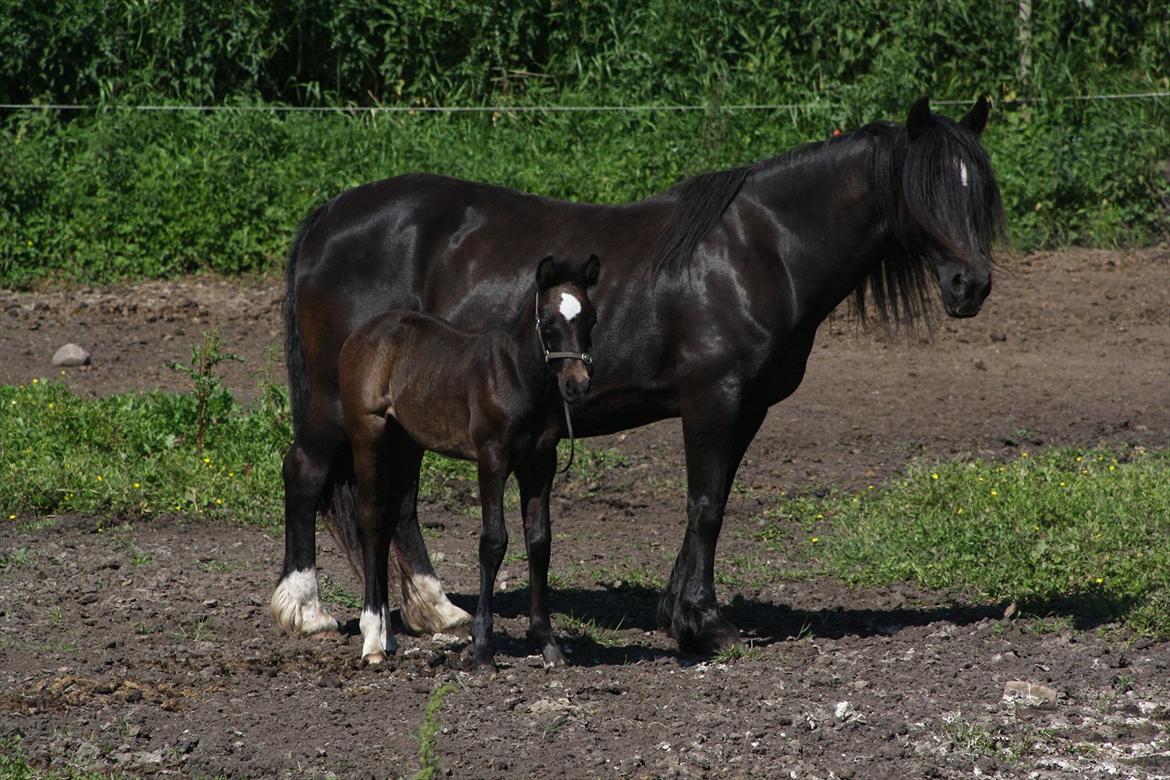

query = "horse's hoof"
(541, 645), (567, 669)
(363, 651), (386, 666)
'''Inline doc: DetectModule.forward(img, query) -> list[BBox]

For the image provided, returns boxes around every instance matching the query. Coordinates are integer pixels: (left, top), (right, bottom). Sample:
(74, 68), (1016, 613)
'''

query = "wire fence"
(1, 91), (1166, 114)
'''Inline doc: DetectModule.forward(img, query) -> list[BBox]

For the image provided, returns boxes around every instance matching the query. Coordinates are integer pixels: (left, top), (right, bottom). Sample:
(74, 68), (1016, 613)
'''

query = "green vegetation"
(0, 379), (625, 522)
(764, 447), (1170, 638)
(1, 2), (1166, 287)
(555, 611), (624, 647)
(414, 683), (457, 780)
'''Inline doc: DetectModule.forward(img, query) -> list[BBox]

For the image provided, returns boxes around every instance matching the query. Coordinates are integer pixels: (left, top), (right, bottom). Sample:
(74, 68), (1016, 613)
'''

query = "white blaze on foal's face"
(559, 291), (582, 321)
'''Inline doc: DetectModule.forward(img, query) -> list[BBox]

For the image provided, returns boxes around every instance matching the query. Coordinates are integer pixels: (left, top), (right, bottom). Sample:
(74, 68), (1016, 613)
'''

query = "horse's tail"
(283, 204), (409, 584)
(284, 206), (321, 442)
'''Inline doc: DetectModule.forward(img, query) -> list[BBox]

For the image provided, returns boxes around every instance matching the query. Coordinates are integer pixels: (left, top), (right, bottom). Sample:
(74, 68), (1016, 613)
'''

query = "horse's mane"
(650, 114), (1004, 330)
(650, 166), (753, 277)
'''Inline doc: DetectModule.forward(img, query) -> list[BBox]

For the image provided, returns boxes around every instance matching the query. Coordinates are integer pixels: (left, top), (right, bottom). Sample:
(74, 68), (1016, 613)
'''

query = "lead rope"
(535, 291), (591, 475)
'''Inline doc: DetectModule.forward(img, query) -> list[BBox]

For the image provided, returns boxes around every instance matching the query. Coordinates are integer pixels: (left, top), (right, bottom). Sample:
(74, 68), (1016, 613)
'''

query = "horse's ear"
(581, 254), (600, 287)
(536, 255), (557, 290)
(960, 95), (990, 136)
(907, 96), (931, 141)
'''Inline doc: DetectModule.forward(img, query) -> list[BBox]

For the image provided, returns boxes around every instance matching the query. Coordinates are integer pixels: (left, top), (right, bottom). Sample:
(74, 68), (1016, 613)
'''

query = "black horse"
(271, 96), (1003, 653)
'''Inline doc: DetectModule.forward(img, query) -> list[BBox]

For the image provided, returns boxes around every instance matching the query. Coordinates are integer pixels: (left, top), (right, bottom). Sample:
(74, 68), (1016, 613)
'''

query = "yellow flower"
(7, 514), (15, 521)
(867, 485), (874, 490)
(1021, 451), (1029, 459)
(1075, 456), (1082, 463)
(930, 473), (939, 480)
(990, 489), (998, 497)
(1108, 465), (1116, 472)
(811, 537), (819, 543)
(228, 471), (235, 478)
(133, 482), (141, 489)
(815, 513), (824, 520)
(215, 498), (224, 505)
(96, 475), (103, 482)
(31, 378), (38, 385)
(1095, 577), (1104, 585)
(956, 507), (964, 515)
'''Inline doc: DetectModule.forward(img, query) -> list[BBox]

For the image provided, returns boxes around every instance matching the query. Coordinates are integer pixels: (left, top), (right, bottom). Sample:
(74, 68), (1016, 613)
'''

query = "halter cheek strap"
(534, 292), (593, 474)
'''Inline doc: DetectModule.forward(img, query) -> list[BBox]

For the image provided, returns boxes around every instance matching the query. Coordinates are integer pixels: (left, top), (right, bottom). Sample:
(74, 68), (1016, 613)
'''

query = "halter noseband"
(534, 291), (593, 474)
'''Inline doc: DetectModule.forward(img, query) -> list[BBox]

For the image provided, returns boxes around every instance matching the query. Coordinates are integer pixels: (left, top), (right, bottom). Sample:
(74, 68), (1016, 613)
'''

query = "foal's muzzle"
(551, 354), (593, 404)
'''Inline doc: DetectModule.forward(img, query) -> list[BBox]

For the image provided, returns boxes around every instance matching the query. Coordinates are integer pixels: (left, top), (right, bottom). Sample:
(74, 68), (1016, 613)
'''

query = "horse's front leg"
(516, 447), (564, 668)
(471, 454), (509, 672)
(658, 390), (766, 653)
(271, 406), (343, 637)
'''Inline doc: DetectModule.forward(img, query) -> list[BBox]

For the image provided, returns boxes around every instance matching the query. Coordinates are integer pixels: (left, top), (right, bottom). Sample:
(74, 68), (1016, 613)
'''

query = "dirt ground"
(1, 247), (1168, 778)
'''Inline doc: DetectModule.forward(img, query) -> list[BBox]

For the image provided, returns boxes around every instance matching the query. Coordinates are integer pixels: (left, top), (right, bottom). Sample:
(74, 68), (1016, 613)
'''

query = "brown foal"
(338, 254), (600, 670)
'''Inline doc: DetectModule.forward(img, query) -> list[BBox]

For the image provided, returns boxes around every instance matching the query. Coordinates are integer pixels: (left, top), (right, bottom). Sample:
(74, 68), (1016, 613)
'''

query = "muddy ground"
(1, 247), (1168, 779)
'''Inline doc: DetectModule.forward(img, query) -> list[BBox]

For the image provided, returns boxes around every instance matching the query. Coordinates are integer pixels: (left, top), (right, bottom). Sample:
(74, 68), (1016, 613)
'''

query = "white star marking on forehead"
(960, 160), (969, 188)
(559, 292), (582, 321)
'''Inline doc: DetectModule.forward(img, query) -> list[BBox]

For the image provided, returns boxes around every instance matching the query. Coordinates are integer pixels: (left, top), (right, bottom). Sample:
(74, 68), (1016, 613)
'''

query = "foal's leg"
(351, 414), (400, 664)
(516, 449), (565, 668)
(658, 392), (766, 653)
(271, 401), (343, 636)
(471, 455), (509, 671)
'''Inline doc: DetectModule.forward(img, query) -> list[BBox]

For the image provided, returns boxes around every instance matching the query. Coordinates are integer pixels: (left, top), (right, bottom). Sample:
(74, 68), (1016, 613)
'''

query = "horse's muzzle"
(939, 264), (992, 318)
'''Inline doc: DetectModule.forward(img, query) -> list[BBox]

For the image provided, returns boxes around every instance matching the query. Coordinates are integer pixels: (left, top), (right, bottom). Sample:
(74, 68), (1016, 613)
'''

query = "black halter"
(535, 292), (593, 474)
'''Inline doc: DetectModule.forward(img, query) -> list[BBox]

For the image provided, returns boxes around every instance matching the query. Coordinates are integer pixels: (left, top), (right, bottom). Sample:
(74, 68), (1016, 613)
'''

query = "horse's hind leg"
(392, 470), (472, 635)
(352, 415), (403, 664)
(517, 450), (565, 668)
(272, 406), (343, 636)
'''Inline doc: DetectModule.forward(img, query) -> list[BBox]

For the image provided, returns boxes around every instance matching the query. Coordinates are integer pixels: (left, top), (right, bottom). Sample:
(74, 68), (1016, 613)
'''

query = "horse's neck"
(741, 139), (892, 320)
(499, 306), (552, 404)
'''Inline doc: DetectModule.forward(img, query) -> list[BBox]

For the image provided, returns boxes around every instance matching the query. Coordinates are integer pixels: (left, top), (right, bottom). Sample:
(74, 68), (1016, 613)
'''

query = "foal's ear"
(907, 96), (931, 141)
(581, 254), (600, 287)
(960, 95), (990, 136)
(536, 255), (557, 290)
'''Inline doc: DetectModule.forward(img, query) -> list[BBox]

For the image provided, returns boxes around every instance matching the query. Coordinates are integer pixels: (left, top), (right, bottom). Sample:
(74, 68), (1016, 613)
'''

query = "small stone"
(52, 343), (91, 367)
(1003, 680), (1059, 705)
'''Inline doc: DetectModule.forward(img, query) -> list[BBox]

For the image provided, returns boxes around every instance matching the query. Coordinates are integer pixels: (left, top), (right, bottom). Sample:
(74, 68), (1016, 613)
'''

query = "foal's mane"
(650, 112), (1003, 328)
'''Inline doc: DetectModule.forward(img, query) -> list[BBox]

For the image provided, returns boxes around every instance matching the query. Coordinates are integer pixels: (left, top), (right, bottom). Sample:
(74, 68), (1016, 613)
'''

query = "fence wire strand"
(1, 91), (1166, 115)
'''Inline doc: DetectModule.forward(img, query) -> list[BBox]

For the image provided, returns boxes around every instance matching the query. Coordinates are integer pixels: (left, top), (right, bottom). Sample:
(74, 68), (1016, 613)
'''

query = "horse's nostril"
(951, 273), (965, 293)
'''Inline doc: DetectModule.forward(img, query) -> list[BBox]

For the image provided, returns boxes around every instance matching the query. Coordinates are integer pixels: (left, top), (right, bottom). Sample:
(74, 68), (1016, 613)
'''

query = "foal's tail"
(283, 204), (414, 584)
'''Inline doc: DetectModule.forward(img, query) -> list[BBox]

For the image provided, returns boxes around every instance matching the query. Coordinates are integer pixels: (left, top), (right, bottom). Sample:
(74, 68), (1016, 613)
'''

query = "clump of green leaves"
(168, 332), (241, 451)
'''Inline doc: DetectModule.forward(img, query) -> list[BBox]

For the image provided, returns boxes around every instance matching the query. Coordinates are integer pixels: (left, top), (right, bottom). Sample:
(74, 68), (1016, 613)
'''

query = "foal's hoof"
(541, 645), (567, 669)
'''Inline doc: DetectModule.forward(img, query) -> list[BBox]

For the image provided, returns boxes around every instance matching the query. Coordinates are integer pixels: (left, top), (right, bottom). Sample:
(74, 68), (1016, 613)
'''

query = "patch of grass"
(1, 379), (631, 525)
(772, 448), (1170, 638)
(713, 643), (762, 663)
(0, 547), (30, 569)
(197, 559), (231, 573)
(555, 611), (624, 647)
(414, 683), (456, 780)
(319, 576), (362, 611)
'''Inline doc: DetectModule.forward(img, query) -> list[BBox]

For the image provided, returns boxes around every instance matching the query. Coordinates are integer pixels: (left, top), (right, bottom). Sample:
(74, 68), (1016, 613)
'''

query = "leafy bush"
(2, 95), (1165, 287)
(0, 2), (1166, 286)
